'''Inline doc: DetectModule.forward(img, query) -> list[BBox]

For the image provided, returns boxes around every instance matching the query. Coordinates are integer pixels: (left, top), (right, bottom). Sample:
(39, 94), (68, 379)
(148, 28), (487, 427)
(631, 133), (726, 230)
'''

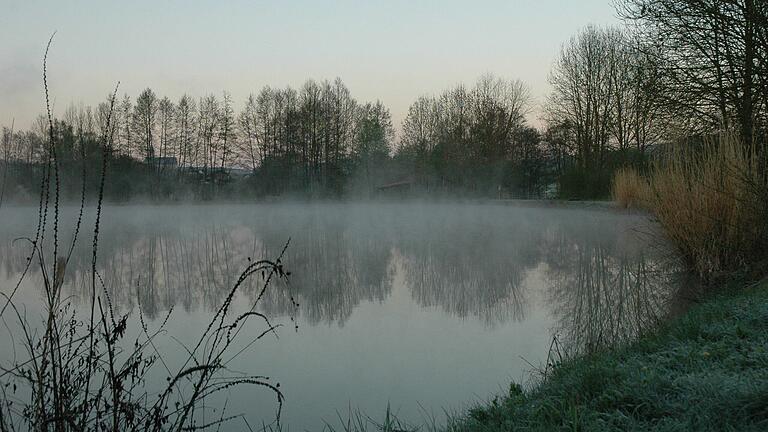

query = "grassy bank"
(446, 280), (768, 431)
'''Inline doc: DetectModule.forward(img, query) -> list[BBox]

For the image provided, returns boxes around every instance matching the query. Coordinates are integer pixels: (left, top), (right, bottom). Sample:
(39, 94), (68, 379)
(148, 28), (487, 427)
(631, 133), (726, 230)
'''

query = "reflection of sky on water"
(0, 203), (684, 430)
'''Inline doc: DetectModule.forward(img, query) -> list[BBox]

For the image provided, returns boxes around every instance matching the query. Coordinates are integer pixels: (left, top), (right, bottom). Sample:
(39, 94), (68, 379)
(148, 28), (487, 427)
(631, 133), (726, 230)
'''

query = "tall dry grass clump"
(611, 168), (650, 209)
(640, 133), (768, 280)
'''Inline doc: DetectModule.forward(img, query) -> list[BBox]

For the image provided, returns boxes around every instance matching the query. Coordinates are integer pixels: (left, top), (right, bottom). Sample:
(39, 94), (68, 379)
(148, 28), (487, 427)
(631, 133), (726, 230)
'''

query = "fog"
(0, 202), (686, 430)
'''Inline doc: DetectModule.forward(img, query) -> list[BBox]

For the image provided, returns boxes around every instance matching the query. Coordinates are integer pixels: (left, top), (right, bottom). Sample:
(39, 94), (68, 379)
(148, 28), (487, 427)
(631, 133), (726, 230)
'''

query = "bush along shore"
(448, 279), (768, 431)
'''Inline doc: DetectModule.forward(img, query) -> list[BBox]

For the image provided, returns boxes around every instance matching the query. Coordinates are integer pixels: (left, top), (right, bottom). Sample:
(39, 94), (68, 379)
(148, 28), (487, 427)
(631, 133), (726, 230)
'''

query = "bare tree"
(609, 33), (665, 158)
(117, 94), (133, 157)
(157, 96), (175, 171)
(197, 94), (219, 174)
(354, 100), (395, 193)
(547, 26), (622, 175)
(218, 91), (236, 170)
(237, 94), (259, 172)
(133, 88), (158, 161)
(0, 122), (13, 208)
(618, 0), (767, 146)
(399, 74), (533, 192)
(176, 94), (196, 169)
(471, 74), (531, 163)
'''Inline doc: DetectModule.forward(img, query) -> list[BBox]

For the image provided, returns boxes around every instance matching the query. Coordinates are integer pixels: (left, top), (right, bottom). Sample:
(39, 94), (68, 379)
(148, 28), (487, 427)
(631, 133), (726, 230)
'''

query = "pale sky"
(0, 0), (621, 131)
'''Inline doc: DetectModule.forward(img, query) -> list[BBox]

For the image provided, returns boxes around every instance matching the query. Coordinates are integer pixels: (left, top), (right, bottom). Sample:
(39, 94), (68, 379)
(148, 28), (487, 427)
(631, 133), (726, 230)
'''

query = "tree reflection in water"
(395, 209), (541, 326)
(0, 204), (685, 351)
(544, 211), (685, 354)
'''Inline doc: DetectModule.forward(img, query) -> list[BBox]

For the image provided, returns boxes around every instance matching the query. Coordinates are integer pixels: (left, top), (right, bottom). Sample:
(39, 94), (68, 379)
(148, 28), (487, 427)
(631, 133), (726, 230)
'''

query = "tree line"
(1, 73), (544, 200)
(0, 78), (398, 199)
(1, 0), (766, 201)
(544, 0), (767, 196)
(397, 75), (545, 196)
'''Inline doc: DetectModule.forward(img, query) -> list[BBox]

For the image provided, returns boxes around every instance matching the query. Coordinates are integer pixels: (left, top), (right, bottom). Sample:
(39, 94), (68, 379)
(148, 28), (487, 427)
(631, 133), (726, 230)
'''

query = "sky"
(0, 0), (621, 132)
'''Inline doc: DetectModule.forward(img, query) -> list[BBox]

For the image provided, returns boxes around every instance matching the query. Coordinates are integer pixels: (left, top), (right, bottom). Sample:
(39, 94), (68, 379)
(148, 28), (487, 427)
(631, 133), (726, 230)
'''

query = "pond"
(0, 203), (685, 430)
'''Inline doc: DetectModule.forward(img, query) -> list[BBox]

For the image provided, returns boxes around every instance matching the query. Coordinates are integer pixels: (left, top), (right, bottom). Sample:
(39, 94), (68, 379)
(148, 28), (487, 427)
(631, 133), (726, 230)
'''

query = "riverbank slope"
(451, 280), (768, 431)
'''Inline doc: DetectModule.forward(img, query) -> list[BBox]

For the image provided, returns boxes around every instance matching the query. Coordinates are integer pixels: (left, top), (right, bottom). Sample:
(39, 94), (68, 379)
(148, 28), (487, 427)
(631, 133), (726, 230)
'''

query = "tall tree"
(618, 0), (768, 146)
(546, 26), (621, 176)
(156, 97), (175, 171)
(399, 74), (532, 193)
(176, 95), (196, 169)
(197, 94), (219, 173)
(118, 94), (133, 157)
(134, 88), (158, 161)
(218, 92), (236, 170)
(354, 101), (394, 192)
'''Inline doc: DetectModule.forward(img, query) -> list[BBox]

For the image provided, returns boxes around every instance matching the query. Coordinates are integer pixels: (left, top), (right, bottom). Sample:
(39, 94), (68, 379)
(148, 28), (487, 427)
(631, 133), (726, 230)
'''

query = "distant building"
(376, 177), (414, 197)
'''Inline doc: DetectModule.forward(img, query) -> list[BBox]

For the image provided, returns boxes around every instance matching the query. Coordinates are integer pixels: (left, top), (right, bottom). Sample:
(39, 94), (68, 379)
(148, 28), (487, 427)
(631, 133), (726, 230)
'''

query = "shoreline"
(445, 278), (768, 431)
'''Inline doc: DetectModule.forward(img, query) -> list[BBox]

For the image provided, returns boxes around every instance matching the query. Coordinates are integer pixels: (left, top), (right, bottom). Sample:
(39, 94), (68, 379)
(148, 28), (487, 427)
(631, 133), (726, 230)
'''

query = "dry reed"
(611, 168), (650, 209)
(613, 133), (767, 280)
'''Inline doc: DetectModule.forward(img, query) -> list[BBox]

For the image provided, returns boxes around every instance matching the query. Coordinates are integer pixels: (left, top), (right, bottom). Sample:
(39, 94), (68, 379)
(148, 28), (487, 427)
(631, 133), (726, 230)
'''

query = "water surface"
(0, 203), (683, 430)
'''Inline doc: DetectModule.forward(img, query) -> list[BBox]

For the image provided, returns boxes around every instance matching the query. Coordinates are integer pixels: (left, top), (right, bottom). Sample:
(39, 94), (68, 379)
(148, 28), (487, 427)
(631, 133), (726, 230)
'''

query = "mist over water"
(0, 202), (684, 430)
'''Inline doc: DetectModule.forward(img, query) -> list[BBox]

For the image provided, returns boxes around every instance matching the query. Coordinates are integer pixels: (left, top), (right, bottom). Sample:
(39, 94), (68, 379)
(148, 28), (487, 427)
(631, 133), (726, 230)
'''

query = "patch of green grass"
(448, 281), (768, 432)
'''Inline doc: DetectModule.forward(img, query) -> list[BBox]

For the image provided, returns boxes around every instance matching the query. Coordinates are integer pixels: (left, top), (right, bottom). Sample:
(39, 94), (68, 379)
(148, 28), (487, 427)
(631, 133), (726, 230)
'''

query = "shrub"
(611, 167), (650, 209)
(616, 133), (768, 280)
